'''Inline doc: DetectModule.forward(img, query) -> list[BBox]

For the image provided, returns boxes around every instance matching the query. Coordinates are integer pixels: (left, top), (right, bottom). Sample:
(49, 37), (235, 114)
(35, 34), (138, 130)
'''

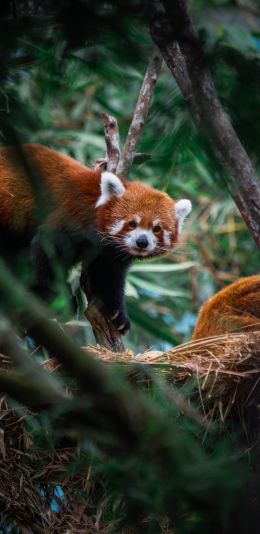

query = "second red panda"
(0, 144), (192, 333)
(193, 275), (260, 340)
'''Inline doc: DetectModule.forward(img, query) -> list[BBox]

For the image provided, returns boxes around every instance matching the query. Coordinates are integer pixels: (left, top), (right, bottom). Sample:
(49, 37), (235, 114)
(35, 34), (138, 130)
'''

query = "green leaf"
(30, 130), (106, 149)
(127, 300), (179, 345)
(128, 275), (190, 298)
(130, 261), (196, 273)
(125, 281), (139, 298)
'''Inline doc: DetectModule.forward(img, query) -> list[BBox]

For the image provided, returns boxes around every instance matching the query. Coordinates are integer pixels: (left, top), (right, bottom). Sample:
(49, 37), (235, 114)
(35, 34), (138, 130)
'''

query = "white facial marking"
(135, 215), (141, 223)
(175, 199), (192, 232)
(109, 219), (125, 235)
(153, 218), (160, 226)
(95, 172), (125, 208)
(124, 228), (157, 256)
(163, 229), (172, 247)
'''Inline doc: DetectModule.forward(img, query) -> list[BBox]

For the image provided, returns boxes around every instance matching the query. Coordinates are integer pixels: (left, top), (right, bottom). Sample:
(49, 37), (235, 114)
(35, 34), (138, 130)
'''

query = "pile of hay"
(0, 331), (260, 532)
(84, 331), (260, 422)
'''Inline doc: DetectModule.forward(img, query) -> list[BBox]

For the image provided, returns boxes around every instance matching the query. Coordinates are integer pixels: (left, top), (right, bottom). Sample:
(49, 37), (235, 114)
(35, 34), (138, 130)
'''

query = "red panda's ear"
(175, 199), (192, 232)
(95, 172), (126, 208)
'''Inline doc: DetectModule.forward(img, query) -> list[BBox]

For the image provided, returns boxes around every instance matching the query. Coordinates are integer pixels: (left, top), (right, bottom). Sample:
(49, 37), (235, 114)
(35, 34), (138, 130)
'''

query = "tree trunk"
(145, 0), (260, 248)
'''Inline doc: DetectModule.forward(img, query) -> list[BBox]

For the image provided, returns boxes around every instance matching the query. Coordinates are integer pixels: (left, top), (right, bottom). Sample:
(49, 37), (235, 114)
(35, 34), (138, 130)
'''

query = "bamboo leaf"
(130, 261), (196, 273)
(128, 275), (190, 298)
(125, 281), (139, 298)
(127, 300), (180, 345)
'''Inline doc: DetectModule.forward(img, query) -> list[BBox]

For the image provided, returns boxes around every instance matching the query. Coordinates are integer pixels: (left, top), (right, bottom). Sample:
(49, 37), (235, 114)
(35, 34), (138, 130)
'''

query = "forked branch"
(85, 48), (162, 351)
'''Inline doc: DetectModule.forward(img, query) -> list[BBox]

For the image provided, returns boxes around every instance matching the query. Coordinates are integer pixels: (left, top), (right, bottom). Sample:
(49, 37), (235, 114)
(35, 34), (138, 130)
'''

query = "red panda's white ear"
(175, 199), (192, 232)
(95, 172), (126, 208)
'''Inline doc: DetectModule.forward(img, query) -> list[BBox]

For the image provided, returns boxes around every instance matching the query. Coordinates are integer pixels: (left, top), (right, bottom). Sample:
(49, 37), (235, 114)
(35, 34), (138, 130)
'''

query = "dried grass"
(0, 331), (259, 531)
(83, 331), (260, 421)
(0, 397), (115, 533)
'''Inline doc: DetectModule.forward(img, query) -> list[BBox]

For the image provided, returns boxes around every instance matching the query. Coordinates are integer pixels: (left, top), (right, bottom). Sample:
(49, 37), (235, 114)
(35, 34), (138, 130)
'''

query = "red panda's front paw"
(110, 310), (131, 335)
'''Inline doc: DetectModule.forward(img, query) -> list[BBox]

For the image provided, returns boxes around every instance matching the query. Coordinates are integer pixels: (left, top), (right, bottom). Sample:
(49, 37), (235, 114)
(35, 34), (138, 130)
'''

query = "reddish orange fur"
(0, 144), (180, 249)
(0, 144), (189, 333)
(193, 275), (260, 340)
(95, 182), (178, 246)
(0, 144), (102, 233)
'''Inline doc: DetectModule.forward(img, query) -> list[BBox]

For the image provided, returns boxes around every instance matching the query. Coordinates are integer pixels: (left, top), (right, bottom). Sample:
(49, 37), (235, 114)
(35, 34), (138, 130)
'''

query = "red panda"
(192, 275), (260, 340)
(0, 144), (192, 333)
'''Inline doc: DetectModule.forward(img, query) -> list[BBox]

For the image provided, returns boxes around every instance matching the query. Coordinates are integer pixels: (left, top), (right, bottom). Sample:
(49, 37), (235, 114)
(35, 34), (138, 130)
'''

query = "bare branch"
(85, 303), (125, 352)
(117, 48), (163, 177)
(80, 265), (125, 352)
(85, 111), (124, 350)
(86, 52), (162, 350)
(146, 0), (260, 248)
(101, 111), (121, 173)
(84, 111), (124, 350)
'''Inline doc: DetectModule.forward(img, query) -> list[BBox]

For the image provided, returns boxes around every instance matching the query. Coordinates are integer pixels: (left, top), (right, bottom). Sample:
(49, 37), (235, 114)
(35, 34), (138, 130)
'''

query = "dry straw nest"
(86, 330), (260, 422)
(0, 330), (260, 532)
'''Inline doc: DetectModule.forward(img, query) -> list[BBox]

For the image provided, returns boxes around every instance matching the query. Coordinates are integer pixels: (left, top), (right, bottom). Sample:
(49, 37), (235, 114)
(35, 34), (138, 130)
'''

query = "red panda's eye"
(153, 225), (161, 233)
(128, 220), (137, 229)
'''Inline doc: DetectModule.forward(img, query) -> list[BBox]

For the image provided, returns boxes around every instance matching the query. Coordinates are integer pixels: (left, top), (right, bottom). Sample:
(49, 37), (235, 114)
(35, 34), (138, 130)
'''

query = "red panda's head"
(95, 172), (192, 258)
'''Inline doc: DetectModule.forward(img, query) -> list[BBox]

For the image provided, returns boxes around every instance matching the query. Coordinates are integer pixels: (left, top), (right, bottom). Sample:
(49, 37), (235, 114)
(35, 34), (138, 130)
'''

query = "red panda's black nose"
(136, 235), (149, 249)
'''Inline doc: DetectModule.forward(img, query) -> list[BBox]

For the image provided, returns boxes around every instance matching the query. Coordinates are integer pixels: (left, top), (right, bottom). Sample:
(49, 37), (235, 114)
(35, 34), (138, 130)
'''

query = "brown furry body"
(193, 275), (260, 339)
(0, 144), (102, 234)
(0, 144), (179, 246)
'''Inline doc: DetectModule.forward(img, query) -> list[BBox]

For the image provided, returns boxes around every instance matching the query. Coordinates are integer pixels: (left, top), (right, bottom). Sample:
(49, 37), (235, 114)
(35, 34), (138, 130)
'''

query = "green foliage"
(0, 0), (259, 350)
(1, 4), (260, 348)
(0, 2), (259, 532)
(0, 259), (253, 533)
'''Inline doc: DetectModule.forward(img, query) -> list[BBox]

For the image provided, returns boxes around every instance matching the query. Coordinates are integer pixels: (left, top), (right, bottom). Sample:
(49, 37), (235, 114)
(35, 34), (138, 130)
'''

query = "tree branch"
(100, 111), (121, 173)
(85, 50), (162, 351)
(145, 0), (260, 248)
(95, 49), (162, 178)
(80, 266), (125, 352)
(117, 48), (163, 177)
